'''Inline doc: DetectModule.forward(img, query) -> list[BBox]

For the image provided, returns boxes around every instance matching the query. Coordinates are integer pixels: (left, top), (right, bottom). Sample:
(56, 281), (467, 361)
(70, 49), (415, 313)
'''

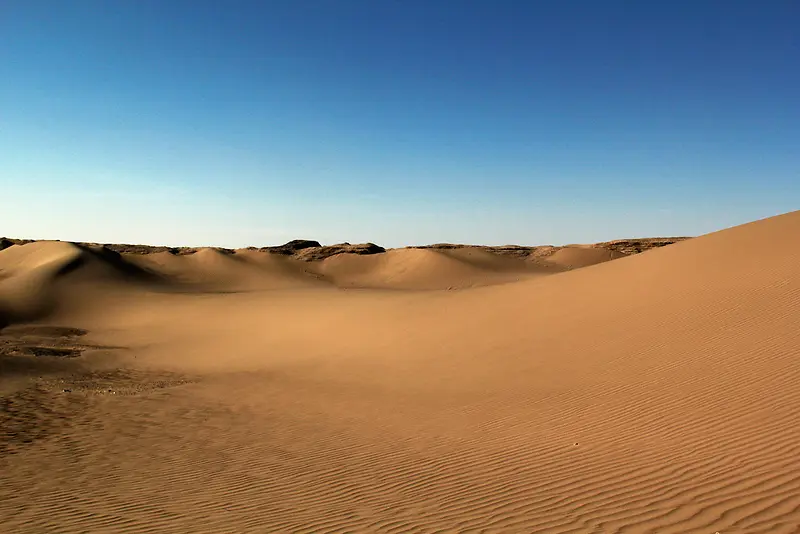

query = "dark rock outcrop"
(295, 242), (385, 262)
(262, 240), (322, 255)
(592, 238), (688, 255)
(410, 243), (544, 259)
(409, 238), (689, 260)
(101, 243), (181, 254)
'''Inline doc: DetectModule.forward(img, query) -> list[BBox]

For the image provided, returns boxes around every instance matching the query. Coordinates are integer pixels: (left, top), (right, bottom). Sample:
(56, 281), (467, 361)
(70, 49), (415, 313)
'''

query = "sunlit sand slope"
(0, 211), (798, 533)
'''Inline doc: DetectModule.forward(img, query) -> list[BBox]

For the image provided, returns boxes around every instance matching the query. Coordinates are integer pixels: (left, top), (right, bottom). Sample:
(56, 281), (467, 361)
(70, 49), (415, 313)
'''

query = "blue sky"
(2, 1), (798, 247)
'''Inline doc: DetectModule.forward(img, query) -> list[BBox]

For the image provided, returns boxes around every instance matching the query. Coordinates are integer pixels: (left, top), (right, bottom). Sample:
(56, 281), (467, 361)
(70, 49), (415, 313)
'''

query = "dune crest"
(0, 232), (670, 307)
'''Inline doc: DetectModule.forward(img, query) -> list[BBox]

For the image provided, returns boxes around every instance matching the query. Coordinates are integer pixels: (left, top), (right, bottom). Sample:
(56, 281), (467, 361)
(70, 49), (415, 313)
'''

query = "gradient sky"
(2, 1), (798, 248)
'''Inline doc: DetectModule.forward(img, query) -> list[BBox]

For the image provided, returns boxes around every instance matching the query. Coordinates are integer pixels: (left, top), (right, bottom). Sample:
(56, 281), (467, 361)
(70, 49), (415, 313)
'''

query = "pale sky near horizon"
(2, 1), (798, 248)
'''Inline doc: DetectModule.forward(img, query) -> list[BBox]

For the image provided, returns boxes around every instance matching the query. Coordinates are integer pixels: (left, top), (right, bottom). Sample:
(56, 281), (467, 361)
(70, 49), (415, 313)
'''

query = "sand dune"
(540, 244), (627, 269)
(0, 241), (84, 275)
(0, 242), (162, 326)
(436, 246), (557, 273)
(0, 243), (79, 326)
(0, 241), (164, 286)
(128, 247), (326, 291)
(1, 211), (798, 533)
(313, 247), (544, 289)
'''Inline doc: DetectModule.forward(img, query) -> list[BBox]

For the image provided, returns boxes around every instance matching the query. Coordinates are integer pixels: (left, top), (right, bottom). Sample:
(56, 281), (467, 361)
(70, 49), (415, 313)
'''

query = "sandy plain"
(1, 212), (798, 533)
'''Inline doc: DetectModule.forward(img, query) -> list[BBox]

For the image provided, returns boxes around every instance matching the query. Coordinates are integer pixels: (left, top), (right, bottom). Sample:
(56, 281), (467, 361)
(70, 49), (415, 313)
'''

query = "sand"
(1, 211), (798, 533)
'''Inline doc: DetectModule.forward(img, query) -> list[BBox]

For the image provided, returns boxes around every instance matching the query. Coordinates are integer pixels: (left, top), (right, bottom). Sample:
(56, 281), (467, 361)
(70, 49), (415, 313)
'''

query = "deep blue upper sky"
(2, 1), (798, 247)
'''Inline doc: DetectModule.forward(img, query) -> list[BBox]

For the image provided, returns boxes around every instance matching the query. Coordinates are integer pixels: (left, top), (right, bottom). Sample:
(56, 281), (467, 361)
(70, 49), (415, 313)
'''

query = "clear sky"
(1, 1), (798, 248)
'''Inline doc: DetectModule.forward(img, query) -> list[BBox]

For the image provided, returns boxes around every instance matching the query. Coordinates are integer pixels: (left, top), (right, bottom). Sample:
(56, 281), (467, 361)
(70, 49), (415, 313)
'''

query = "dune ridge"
(1, 235), (688, 261)
(0, 211), (798, 533)
(311, 247), (548, 289)
(0, 233), (683, 304)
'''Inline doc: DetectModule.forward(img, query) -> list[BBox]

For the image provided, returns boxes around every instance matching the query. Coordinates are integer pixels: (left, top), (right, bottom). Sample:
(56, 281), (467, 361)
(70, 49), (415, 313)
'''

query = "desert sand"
(1, 212), (798, 533)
